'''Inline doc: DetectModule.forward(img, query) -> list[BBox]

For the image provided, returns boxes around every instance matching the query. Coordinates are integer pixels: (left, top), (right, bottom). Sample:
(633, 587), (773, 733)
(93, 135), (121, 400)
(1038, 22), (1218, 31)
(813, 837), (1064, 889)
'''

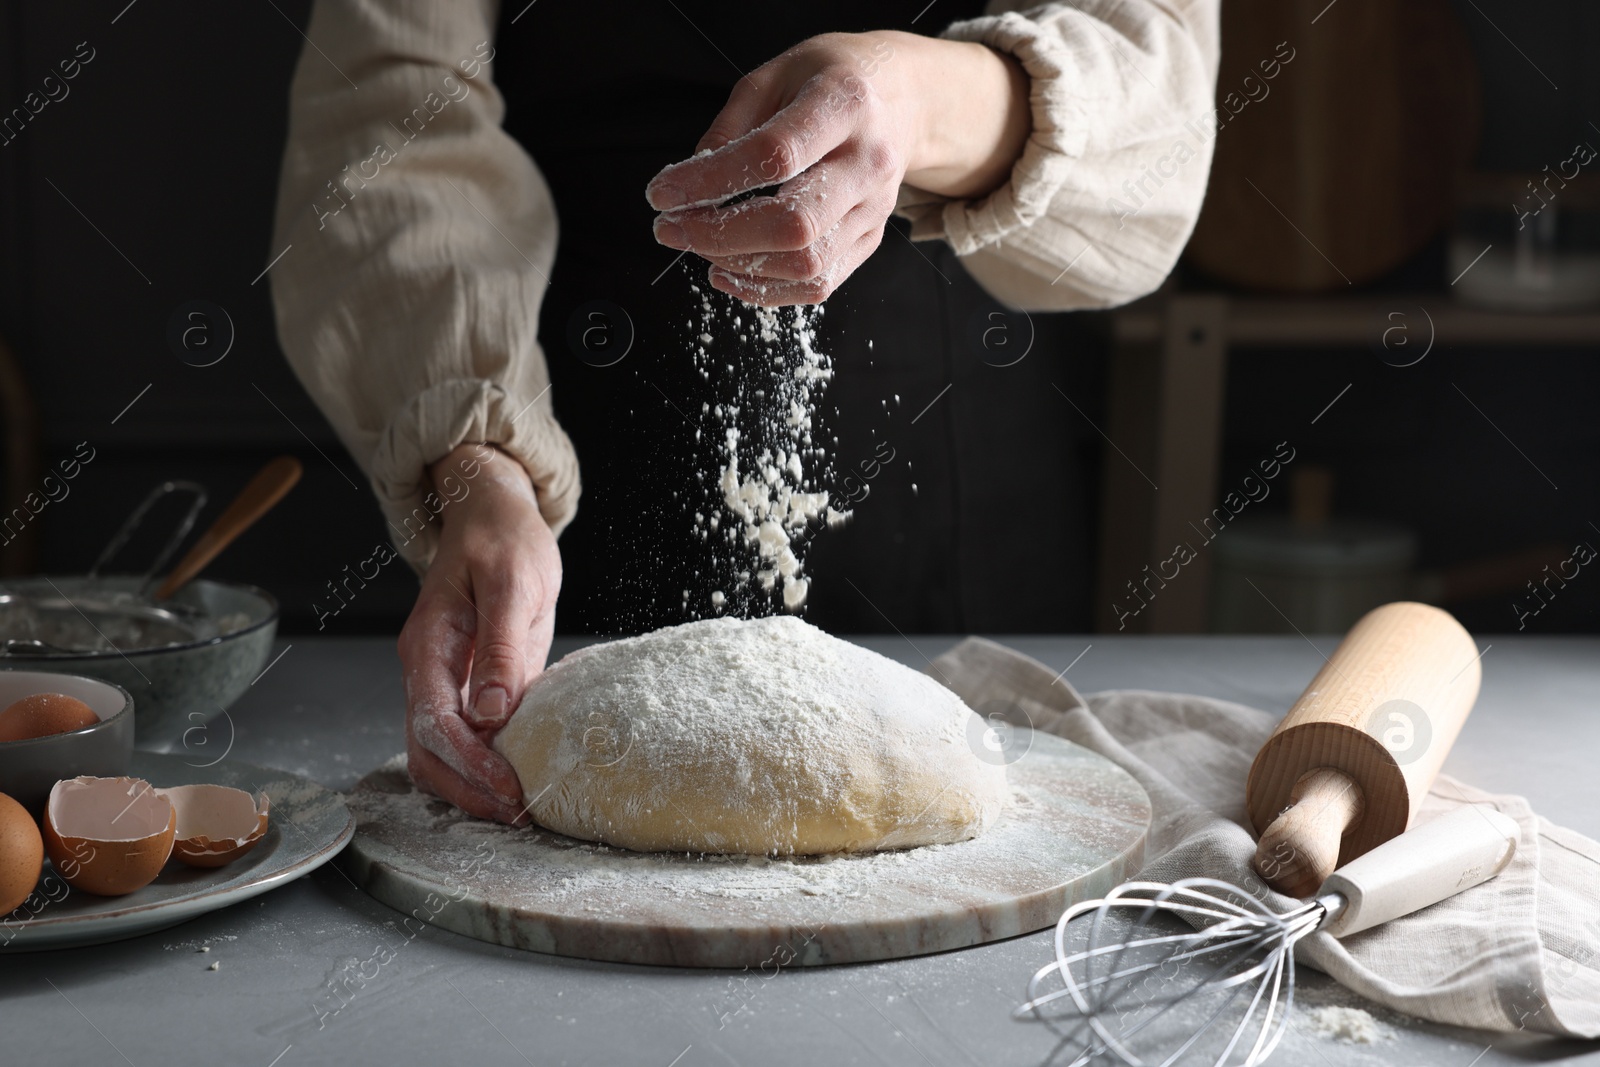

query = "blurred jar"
(1210, 516), (1418, 633)
(1450, 169), (1600, 311)
(1209, 466), (1417, 633)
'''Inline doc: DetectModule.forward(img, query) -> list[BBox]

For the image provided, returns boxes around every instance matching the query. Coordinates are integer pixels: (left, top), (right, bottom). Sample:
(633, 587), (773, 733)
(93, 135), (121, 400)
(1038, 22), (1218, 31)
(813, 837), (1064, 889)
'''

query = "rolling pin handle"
(1253, 767), (1364, 898)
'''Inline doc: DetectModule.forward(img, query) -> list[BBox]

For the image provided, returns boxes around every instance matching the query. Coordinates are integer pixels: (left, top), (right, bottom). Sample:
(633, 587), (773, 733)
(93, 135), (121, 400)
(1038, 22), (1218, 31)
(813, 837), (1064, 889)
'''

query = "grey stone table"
(4, 634), (1598, 1067)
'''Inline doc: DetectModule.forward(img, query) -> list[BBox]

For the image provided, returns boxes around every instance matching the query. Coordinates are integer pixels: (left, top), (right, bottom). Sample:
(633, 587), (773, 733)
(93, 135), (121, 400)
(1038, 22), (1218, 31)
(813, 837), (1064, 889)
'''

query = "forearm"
(897, 1), (1223, 311)
(428, 443), (537, 514)
(270, 0), (580, 561)
(883, 30), (1031, 200)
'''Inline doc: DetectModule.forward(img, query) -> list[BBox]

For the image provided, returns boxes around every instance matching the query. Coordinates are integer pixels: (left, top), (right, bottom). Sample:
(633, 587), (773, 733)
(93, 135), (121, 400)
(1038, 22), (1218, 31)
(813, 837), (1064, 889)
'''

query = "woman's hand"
(398, 443), (560, 825)
(646, 30), (1029, 306)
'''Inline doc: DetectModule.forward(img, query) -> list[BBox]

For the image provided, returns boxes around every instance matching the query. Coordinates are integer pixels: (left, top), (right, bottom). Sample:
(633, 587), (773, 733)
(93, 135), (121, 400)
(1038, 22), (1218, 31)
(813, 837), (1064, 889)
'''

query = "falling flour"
(686, 288), (850, 616)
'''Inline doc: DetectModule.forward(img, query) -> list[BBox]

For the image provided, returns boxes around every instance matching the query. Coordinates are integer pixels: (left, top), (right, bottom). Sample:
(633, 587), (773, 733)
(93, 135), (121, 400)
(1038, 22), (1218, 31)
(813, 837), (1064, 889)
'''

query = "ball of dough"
(492, 616), (1007, 855)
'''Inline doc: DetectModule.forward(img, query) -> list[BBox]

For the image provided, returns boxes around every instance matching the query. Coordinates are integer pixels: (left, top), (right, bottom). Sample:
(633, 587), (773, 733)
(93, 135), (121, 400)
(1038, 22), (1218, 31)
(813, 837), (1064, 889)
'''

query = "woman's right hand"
(397, 444), (561, 825)
(646, 29), (1029, 306)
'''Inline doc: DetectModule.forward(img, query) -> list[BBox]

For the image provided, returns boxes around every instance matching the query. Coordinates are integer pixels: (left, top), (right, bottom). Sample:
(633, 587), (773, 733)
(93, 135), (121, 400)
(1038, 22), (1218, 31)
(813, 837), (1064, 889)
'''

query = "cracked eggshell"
(157, 784), (270, 868)
(43, 776), (175, 896)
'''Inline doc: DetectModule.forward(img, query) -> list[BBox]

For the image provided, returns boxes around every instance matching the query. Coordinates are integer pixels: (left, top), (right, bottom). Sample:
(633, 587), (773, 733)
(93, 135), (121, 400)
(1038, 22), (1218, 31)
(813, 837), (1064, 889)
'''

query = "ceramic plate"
(0, 753), (353, 951)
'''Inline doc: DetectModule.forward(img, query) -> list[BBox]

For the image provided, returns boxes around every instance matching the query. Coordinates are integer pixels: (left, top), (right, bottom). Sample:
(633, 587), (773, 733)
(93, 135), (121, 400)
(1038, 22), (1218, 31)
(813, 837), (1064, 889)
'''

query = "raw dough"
(492, 616), (1007, 854)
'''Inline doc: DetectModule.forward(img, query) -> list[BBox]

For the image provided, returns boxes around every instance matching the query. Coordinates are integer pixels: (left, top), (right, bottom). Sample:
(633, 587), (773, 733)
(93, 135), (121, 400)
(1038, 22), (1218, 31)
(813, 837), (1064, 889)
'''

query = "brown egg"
(0, 791), (44, 914)
(43, 777), (176, 896)
(0, 693), (100, 742)
(157, 784), (271, 868)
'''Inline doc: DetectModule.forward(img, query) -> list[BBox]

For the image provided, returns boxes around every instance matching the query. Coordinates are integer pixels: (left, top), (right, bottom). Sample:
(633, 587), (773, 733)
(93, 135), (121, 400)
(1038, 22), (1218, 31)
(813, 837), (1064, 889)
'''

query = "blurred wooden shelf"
(1111, 293), (1600, 347)
(1094, 292), (1600, 637)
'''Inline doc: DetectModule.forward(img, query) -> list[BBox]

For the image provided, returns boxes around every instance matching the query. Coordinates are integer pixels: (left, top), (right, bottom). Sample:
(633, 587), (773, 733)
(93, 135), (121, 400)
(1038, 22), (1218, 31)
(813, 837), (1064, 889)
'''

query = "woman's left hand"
(646, 30), (1029, 306)
(398, 443), (561, 826)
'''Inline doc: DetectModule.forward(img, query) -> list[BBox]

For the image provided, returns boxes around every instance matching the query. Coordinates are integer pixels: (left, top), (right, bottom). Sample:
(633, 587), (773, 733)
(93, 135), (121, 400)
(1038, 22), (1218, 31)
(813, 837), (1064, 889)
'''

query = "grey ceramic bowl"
(0, 577), (277, 751)
(0, 670), (135, 815)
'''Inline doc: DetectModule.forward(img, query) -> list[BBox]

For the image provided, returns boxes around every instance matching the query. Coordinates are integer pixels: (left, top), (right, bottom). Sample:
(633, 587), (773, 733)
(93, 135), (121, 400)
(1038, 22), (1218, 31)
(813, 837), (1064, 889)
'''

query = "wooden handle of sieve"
(1247, 602), (1481, 898)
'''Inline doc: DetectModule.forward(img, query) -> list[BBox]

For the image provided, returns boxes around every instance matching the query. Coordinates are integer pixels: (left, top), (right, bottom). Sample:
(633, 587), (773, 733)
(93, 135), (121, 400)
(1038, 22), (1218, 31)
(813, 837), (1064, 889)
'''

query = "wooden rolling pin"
(1246, 602), (1481, 897)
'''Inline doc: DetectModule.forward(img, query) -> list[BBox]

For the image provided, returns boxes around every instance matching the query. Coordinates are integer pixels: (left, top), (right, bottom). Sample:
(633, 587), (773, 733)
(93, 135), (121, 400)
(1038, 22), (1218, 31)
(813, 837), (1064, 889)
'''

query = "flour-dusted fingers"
(651, 151), (890, 260)
(407, 685), (524, 801)
(398, 571), (472, 717)
(648, 32), (936, 305)
(400, 605), (528, 826)
(708, 221), (887, 306)
(396, 443), (560, 818)
(697, 191), (894, 282)
(406, 730), (529, 826)
(400, 604), (529, 824)
(654, 194), (834, 259)
(646, 71), (862, 211)
(461, 569), (531, 731)
(690, 66), (786, 157)
(399, 556), (474, 714)
(464, 513), (561, 729)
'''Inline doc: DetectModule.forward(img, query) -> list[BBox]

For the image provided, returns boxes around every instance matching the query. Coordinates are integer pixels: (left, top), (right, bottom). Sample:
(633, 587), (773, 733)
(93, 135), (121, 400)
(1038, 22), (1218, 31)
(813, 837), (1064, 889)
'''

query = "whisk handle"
(1320, 805), (1518, 938)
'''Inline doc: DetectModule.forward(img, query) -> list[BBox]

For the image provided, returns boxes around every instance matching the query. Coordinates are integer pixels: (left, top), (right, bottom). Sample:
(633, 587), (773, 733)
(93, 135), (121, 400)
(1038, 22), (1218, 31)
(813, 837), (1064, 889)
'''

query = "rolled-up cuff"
(368, 378), (580, 571)
(900, 11), (1086, 253)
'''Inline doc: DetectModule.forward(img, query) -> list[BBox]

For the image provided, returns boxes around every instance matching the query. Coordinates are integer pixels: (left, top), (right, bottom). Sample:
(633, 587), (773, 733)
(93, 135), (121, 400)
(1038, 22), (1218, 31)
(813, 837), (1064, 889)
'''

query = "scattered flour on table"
(1304, 1005), (1394, 1044)
(163, 933), (238, 951)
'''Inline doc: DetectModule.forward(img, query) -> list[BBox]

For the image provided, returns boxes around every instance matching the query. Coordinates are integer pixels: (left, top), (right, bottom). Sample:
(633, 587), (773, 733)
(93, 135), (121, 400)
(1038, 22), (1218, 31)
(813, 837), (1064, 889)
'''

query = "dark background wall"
(0, 0), (412, 634)
(1, 0), (1597, 636)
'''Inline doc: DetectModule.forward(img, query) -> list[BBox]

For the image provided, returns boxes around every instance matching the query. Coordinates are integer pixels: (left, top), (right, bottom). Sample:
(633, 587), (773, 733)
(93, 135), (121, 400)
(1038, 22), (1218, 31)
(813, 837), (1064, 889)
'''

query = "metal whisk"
(1017, 805), (1519, 1067)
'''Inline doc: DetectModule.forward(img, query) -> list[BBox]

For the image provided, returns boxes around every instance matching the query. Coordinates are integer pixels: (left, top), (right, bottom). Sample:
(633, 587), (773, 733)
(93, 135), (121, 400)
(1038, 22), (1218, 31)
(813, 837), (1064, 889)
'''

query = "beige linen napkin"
(928, 637), (1600, 1038)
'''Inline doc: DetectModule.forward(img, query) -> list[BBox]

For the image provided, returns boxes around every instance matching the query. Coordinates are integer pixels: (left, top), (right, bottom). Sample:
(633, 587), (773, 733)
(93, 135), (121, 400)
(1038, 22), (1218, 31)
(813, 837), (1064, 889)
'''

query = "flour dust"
(682, 285), (851, 619)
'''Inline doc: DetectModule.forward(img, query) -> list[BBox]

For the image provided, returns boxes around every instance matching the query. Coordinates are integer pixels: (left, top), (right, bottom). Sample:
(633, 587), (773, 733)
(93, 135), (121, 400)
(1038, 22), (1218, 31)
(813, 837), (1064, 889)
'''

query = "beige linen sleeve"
(898, 0), (1222, 311)
(269, 0), (578, 571)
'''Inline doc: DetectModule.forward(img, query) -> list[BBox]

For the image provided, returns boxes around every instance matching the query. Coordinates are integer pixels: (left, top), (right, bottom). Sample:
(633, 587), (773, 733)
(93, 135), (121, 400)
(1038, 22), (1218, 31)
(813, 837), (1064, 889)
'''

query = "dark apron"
(494, 3), (1101, 634)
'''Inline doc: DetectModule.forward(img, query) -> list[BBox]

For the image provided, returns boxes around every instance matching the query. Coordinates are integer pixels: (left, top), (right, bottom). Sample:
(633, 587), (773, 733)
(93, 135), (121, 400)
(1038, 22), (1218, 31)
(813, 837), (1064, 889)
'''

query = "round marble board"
(344, 727), (1151, 968)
